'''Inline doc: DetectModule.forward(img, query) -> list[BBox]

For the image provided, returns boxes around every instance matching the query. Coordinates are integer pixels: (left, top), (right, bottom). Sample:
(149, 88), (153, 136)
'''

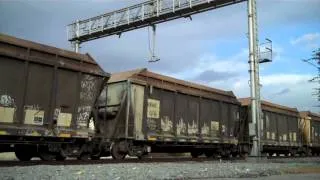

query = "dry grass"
(284, 166), (320, 174)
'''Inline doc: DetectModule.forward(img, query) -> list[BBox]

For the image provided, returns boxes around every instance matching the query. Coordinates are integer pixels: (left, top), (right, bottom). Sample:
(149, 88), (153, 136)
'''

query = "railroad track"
(0, 156), (247, 167)
(266, 155), (320, 159)
(2, 155), (319, 167)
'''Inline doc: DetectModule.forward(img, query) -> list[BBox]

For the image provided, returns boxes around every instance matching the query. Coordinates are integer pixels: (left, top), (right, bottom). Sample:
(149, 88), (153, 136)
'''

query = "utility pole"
(248, 0), (260, 157)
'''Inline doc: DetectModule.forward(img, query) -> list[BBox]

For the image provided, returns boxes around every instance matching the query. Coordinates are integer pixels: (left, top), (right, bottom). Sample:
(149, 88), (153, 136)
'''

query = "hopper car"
(0, 34), (109, 160)
(93, 68), (247, 159)
(0, 34), (319, 161)
(239, 98), (302, 156)
(299, 111), (320, 156)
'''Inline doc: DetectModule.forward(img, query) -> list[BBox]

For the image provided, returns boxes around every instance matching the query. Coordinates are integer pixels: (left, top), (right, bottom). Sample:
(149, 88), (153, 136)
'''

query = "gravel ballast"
(0, 160), (319, 180)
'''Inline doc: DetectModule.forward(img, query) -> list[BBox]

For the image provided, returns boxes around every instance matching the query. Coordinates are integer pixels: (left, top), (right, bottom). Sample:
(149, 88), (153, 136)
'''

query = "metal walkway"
(67, 0), (246, 43)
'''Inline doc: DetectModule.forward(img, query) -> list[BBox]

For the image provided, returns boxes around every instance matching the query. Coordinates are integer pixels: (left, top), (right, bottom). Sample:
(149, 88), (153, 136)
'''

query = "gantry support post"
(247, 0), (260, 157)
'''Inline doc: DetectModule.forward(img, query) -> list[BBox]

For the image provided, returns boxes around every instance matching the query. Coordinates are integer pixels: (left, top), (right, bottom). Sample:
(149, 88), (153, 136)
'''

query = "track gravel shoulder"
(0, 160), (320, 180)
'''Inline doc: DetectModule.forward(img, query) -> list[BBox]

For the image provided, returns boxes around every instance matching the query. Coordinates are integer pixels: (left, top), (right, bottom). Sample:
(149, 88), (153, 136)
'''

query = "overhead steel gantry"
(67, 0), (262, 157)
(67, 0), (246, 46)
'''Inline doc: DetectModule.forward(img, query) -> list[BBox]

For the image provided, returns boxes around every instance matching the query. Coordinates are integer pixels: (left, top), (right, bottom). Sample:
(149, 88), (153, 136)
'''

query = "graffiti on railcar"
(160, 116), (173, 133)
(77, 105), (91, 127)
(188, 120), (198, 136)
(147, 118), (157, 131)
(0, 94), (16, 123)
(201, 123), (209, 136)
(0, 94), (16, 107)
(211, 121), (219, 137)
(177, 118), (187, 136)
(80, 75), (98, 102)
(222, 124), (226, 135)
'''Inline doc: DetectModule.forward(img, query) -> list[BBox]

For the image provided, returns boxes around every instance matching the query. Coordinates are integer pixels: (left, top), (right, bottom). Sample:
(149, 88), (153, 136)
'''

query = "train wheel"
(307, 149), (312, 157)
(231, 152), (239, 158)
(240, 152), (248, 159)
(221, 152), (231, 159)
(39, 152), (55, 161)
(77, 153), (89, 160)
(55, 153), (67, 161)
(38, 146), (55, 161)
(14, 145), (34, 161)
(290, 150), (296, 157)
(111, 143), (126, 160)
(191, 151), (201, 158)
(90, 155), (101, 160)
(204, 151), (214, 158)
(137, 154), (147, 160)
(91, 148), (101, 160)
(15, 149), (33, 161)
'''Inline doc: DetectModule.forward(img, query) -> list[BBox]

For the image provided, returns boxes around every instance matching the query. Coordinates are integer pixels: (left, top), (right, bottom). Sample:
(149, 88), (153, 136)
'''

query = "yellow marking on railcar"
(148, 136), (157, 141)
(232, 139), (239, 145)
(76, 132), (88, 137)
(147, 99), (160, 119)
(59, 133), (71, 138)
(57, 113), (72, 127)
(190, 139), (198, 142)
(30, 131), (40, 136)
(0, 130), (8, 135)
(24, 109), (44, 125)
(0, 107), (15, 123)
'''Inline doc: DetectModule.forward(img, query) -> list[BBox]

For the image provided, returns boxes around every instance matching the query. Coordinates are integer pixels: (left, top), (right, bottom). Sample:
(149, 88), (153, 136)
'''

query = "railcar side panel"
(0, 34), (108, 141)
(175, 93), (188, 139)
(187, 95), (199, 140)
(199, 98), (213, 141)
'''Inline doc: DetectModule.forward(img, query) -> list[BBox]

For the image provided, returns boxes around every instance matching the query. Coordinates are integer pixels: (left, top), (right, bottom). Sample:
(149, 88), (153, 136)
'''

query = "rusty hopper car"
(95, 68), (244, 159)
(0, 34), (109, 160)
(239, 98), (301, 156)
(300, 111), (320, 155)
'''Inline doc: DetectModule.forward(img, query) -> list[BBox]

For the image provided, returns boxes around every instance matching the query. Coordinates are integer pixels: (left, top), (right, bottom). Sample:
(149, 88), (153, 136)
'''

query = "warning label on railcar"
(147, 99), (160, 119)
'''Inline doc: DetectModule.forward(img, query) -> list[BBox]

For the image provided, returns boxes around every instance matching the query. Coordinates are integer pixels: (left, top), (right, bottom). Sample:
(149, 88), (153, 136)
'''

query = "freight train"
(0, 34), (319, 161)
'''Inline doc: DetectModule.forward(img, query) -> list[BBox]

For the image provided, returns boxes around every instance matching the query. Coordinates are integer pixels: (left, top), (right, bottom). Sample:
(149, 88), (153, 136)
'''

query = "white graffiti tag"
(0, 94), (15, 107)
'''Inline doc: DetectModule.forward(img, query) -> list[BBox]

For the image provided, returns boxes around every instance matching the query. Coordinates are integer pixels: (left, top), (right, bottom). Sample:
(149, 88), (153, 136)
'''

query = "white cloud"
(170, 49), (249, 81)
(226, 73), (318, 112)
(260, 74), (312, 86)
(290, 32), (320, 49)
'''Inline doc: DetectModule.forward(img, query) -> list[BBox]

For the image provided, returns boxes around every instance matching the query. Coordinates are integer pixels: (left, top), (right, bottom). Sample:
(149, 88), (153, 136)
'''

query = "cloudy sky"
(1, 0), (319, 112)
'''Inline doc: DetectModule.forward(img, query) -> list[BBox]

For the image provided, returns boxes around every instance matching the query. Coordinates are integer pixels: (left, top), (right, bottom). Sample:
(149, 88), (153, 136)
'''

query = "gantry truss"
(67, 0), (246, 43)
